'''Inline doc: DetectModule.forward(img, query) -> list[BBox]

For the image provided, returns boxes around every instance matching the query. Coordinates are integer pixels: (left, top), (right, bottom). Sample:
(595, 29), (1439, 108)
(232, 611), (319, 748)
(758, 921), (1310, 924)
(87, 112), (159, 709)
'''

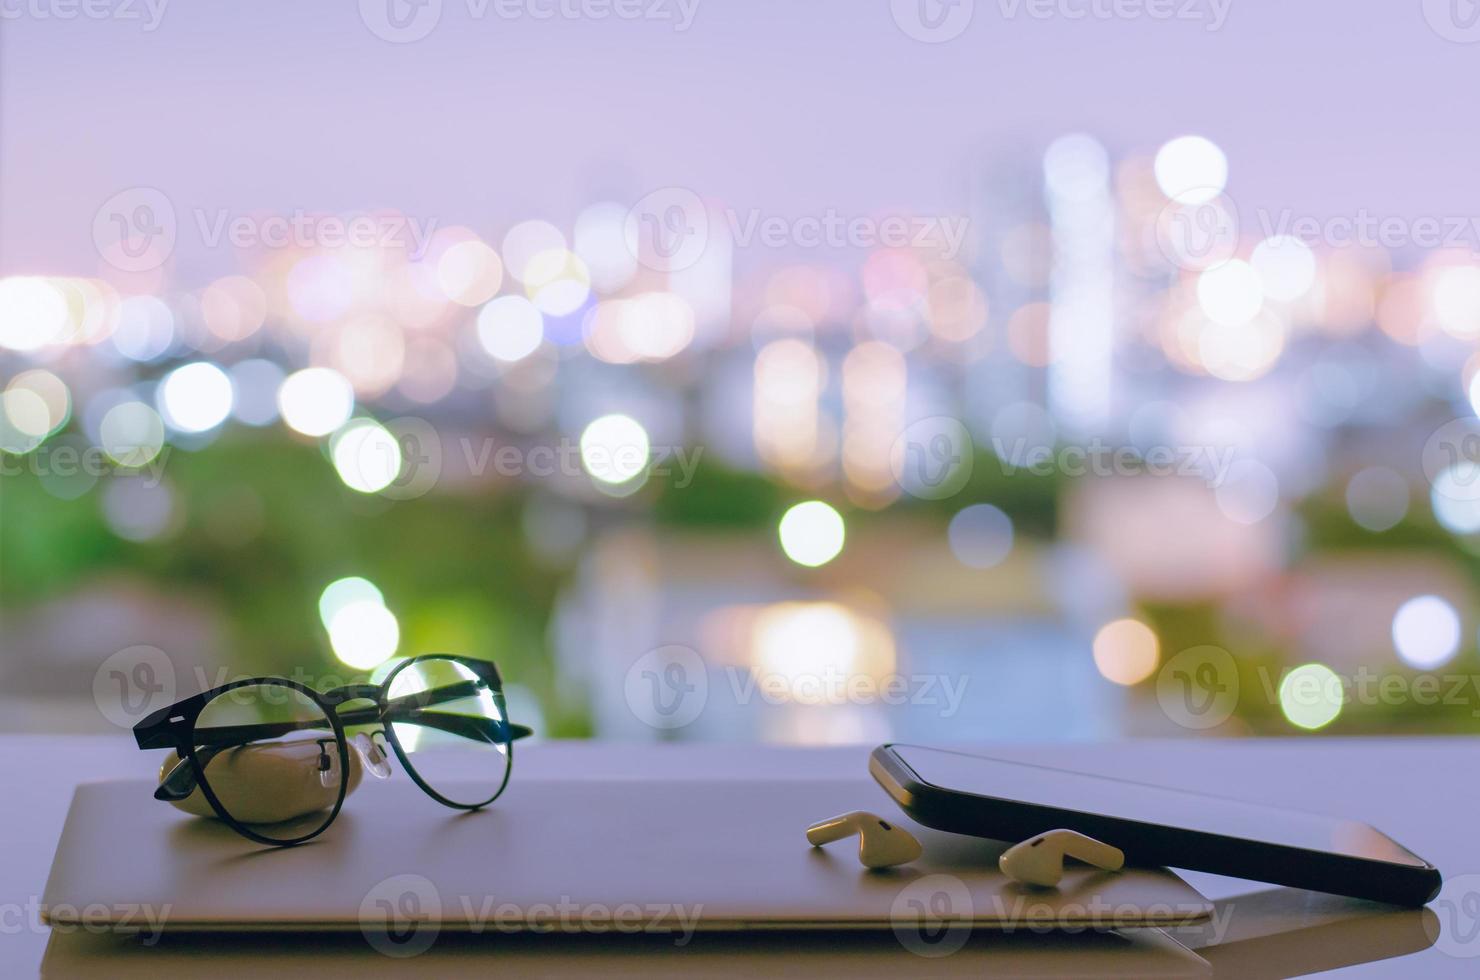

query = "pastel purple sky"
(3, 0), (1477, 281)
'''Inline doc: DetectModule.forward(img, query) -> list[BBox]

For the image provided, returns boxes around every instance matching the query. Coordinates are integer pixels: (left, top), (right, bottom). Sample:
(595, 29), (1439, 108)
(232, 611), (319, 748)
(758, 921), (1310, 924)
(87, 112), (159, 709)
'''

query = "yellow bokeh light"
(1278, 663), (1343, 731)
(4, 369), (69, 438)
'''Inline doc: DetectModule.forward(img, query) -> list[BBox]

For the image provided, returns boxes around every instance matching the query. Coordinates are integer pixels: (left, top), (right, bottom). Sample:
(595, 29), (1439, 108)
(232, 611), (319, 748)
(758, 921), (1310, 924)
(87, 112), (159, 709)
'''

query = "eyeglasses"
(133, 654), (533, 846)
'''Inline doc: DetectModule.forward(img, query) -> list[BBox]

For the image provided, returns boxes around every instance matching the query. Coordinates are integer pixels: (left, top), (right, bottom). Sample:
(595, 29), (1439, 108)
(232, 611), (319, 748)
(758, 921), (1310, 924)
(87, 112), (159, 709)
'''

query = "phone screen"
(896, 746), (1429, 868)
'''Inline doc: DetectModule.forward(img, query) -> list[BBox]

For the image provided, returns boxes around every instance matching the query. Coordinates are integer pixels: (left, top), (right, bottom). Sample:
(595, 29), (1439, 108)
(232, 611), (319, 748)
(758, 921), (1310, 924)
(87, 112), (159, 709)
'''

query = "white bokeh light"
(319, 576), (385, 630)
(1431, 463), (1480, 534)
(278, 368), (355, 437)
(331, 419), (403, 494)
(1391, 595), (1461, 669)
(1433, 265), (1480, 339)
(0, 276), (70, 352)
(1250, 236), (1317, 303)
(329, 598), (400, 670)
(778, 500), (846, 567)
(476, 295), (545, 363)
(1197, 260), (1264, 326)
(1154, 135), (1228, 204)
(579, 413), (651, 485)
(158, 361), (234, 433)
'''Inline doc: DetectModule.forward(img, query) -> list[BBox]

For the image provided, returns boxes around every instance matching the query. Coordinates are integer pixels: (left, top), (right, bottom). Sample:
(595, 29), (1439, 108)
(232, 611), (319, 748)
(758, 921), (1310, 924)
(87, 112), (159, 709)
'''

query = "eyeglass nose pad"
(351, 732), (393, 779)
(315, 739), (341, 789)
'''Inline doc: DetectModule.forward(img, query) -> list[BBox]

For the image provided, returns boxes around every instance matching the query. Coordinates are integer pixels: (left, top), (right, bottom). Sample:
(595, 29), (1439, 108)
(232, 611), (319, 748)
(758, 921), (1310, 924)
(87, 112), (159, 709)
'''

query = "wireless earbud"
(806, 811), (923, 869)
(999, 829), (1124, 887)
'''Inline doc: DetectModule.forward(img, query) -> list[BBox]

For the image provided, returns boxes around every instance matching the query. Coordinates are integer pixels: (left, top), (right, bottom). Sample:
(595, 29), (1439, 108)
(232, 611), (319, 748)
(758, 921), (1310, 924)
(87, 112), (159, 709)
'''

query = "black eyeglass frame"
(133, 654), (534, 846)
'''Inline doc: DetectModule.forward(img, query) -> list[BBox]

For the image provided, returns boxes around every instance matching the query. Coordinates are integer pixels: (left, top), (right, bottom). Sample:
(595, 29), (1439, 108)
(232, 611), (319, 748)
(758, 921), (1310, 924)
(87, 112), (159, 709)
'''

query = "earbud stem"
(805, 811), (866, 846)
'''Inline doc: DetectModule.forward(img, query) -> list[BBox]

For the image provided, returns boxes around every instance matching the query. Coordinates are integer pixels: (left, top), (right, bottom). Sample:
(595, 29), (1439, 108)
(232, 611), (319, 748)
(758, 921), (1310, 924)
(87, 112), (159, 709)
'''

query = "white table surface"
(4, 736), (1477, 977)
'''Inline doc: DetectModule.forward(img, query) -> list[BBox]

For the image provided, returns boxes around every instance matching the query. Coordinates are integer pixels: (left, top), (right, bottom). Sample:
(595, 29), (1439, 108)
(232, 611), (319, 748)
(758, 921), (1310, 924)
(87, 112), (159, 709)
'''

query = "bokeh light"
(98, 401), (165, 467)
(201, 275), (267, 342)
(476, 295), (545, 363)
(1154, 135), (1228, 204)
(523, 249), (591, 316)
(1432, 265), (1480, 340)
(1250, 236), (1317, 303)
(502, 220), (566, 283)
(158, 361), (234, 433)
(3, 369), (69, 438)
(278, 367), (355, 437)
(778, 500), (846, 567)
(1391, 595), (1461, 669)
(1091, 618), (1160, 686)
(0, 276), (70, 351)
(111, 295), (174, 362)
(1431, 463), (1480, 534)
(328, 598), (399, 670)
(947, 504), (1014, 569)
(436, 239), (503, 307)
(1279, 663), (1343, 731)
(579, 413), (650, 485)
(1197, 260), (1264, 326)
(331, 419), (403, 493)
(318, 576), (385, 630)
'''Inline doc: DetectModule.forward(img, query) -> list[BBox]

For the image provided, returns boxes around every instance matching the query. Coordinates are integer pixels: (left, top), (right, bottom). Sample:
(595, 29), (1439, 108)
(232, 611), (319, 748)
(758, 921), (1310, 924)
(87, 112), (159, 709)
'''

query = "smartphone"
(870, 744), (1441, 908)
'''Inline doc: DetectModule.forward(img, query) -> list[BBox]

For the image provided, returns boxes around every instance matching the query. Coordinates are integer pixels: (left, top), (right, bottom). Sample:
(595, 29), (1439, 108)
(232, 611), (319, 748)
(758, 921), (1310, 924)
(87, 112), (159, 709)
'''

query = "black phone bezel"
(870, 743), (1442, 908)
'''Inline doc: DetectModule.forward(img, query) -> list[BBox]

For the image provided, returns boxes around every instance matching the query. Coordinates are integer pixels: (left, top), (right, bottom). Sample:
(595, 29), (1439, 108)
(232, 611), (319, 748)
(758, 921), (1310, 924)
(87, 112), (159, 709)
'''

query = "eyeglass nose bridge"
(320, 684), (383, 707)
